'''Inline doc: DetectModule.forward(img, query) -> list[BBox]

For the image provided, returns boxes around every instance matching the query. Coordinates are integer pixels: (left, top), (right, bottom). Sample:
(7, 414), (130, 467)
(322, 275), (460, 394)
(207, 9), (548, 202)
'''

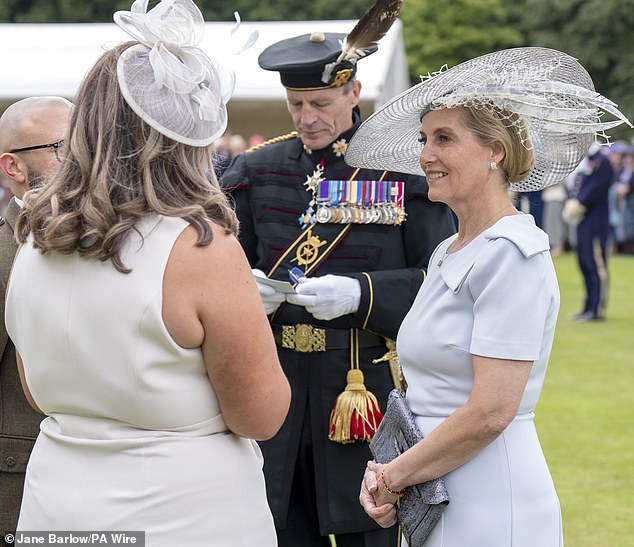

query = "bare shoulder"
(164, 221), (247, 348)
(172, 221), (245, 276)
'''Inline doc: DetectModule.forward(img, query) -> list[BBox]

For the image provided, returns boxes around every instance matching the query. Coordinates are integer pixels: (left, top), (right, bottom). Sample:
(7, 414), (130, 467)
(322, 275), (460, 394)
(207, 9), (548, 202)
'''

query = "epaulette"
(246, 131), (298, 152)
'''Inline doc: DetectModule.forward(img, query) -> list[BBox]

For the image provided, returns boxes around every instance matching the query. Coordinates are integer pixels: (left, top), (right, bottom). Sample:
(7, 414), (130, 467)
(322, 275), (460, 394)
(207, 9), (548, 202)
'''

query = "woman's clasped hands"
(359, 460), (400, 528)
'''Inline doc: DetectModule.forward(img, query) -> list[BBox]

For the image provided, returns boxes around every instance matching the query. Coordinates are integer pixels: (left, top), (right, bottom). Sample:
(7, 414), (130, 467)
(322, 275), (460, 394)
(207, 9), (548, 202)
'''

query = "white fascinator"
(345, 47), (632, 191)
(114, 0), (240, 146)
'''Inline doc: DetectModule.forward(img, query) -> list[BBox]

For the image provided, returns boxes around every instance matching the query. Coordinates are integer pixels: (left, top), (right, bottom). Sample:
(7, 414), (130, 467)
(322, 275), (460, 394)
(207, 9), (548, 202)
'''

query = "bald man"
(0, 96), (73, 541)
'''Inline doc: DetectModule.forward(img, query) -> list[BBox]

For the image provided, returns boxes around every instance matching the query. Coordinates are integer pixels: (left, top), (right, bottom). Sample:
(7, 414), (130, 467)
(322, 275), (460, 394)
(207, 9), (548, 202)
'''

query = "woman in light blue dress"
(346, 47), (631, 546)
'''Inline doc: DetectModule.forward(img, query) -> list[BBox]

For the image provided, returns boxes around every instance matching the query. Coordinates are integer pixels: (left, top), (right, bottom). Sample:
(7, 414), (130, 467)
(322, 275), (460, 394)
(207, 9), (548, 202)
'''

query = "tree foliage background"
(2, 0), (633, 138)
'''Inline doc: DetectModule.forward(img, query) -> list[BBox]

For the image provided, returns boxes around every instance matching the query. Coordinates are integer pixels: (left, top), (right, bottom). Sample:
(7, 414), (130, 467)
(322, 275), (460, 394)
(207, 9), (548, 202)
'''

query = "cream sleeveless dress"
(6, 215), (276, 546)
(397, 215), (564, 546)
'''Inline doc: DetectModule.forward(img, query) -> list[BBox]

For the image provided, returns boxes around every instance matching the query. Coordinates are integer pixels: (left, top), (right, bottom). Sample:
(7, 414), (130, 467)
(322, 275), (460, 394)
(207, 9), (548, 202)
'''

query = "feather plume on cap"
(338, 0), (402, 63)
(321, 0), (402, 85)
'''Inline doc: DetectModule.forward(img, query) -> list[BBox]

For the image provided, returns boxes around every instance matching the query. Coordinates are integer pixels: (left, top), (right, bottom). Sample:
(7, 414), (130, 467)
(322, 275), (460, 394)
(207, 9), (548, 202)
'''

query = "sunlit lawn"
(537, 252), (634, 547)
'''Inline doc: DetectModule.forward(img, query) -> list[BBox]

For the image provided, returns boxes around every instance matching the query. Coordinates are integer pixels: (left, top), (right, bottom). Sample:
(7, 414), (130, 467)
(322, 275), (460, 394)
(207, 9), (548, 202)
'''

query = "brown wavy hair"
(17, 41), (238, 273)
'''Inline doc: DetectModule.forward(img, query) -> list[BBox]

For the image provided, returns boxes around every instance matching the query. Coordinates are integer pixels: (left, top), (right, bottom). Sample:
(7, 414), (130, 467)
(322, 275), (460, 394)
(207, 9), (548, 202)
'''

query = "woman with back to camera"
(346, 47), (631, 545)
(5, 1), (290, 544)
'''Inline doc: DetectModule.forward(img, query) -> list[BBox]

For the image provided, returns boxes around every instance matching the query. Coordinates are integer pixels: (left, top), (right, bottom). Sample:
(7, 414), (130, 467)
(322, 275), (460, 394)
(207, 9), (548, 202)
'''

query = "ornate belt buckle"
(282, 324), (326, 352)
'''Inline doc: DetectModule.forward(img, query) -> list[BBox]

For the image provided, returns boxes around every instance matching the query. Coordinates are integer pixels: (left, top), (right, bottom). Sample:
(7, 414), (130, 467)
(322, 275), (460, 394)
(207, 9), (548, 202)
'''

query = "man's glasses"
(9, 139), (65, 163)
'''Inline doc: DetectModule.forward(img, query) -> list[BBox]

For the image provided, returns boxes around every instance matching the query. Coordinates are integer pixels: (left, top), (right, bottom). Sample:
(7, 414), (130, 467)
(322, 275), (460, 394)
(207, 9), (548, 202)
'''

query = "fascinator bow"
(113, 0), (256, 146)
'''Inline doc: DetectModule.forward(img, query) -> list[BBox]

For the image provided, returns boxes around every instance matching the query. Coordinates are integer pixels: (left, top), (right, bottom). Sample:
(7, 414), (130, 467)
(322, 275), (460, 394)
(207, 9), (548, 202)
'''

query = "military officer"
(220, 30), (456, 547)
(570, 143), (614, 321)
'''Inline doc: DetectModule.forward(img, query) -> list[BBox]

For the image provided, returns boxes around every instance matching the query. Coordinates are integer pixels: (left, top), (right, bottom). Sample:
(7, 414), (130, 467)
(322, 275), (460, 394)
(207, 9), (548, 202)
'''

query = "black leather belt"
(272, 324), (384, 353)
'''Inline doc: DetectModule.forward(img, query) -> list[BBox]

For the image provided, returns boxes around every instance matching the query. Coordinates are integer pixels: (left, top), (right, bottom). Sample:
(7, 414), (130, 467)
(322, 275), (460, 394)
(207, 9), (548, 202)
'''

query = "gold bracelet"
(380, 467), (405, 498)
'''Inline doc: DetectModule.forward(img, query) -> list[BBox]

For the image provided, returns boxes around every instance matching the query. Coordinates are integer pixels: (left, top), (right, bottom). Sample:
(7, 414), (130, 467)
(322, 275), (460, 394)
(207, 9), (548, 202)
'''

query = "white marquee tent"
(0, 19), (410, 138)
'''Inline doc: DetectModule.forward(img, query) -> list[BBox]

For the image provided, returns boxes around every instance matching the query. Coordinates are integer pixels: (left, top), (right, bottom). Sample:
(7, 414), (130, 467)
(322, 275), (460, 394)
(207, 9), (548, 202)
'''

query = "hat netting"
(345, 47), (631, 191)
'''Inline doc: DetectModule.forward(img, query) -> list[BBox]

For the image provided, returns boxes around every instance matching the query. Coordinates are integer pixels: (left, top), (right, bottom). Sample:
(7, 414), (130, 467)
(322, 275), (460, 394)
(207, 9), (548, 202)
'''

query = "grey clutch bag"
(370, 389), (449, 547)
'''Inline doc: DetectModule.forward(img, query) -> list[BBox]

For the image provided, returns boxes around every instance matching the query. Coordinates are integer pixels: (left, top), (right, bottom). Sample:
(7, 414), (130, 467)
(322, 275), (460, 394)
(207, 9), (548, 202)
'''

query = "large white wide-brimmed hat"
(345, 47), (631, 191)
(113, 0), (251, 147)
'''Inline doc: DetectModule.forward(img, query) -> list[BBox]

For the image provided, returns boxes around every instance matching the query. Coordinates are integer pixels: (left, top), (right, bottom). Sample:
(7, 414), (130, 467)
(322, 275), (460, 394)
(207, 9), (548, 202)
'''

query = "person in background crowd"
(542, 181), (568, 256)
(0, 95), (73, 543)
(227, 133), (247, 158)
(247, 133), (266, 148)
(213, 133), (248, 178)
(347, 46), (630, 547)
(220, 7), (456, 546)
(607, 141), (626, 250)
(5, 1), (290, 544)
(516, 189), (544, 229)
(613, 145), (634, 253)
(569, 143), (614, 321)
(213, 133), (231, 172)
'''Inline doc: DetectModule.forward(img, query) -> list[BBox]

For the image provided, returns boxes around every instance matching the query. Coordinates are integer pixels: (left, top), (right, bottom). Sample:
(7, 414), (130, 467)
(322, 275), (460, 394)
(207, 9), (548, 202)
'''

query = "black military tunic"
(221, 113), (455, 536)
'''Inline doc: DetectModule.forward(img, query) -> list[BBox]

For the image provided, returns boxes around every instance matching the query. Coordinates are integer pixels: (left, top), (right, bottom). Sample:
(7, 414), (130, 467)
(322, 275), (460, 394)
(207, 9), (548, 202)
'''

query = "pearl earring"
(490, 161), (498, 171)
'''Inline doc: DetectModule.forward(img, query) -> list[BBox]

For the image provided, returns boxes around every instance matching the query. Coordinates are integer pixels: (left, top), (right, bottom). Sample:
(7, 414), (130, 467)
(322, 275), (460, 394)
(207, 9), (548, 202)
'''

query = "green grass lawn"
(536, 252), (634, 547)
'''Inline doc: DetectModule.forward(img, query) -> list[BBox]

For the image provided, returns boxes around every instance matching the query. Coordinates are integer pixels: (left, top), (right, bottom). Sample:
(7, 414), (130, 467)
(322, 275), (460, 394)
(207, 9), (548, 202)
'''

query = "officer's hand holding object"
(252, 269), (286, 315)
(286, 275), (360, 320)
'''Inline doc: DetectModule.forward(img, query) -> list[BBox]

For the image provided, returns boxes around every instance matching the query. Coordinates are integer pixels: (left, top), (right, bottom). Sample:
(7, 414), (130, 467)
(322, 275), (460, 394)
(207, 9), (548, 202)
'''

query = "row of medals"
(315, 202), (406, 225)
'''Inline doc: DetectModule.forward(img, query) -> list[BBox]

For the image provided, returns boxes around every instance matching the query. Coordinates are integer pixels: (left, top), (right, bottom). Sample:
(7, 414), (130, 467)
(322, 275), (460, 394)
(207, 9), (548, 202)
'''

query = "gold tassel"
(328, 329), (384, 444)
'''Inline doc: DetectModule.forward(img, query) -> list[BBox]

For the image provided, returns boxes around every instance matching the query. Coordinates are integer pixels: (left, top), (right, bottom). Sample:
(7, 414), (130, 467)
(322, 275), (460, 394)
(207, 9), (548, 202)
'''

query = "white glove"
(252, 269), (286, 315)
(286, 275), (361, 320)
(562, 198), (586, 226)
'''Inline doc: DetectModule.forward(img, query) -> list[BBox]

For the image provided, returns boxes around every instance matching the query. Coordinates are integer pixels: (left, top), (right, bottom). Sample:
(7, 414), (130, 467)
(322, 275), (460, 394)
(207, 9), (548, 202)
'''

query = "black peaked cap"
(258, 32), (377, 90)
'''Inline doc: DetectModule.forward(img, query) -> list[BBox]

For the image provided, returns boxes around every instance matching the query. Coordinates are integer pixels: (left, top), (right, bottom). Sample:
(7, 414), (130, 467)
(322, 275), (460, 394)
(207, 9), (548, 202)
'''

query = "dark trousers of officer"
(576, 221), (609, 318)
(276, 404), (398, 547)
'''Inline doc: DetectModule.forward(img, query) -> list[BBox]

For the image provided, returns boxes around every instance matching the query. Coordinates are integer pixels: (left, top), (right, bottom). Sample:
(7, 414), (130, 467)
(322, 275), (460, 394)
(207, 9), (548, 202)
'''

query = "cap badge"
(332, 68), (354, 87)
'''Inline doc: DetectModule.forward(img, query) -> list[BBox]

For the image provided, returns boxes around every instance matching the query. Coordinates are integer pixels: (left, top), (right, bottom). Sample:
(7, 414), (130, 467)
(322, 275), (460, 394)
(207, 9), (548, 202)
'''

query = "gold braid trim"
(266, 224), (352, 278)
(246, 131), (298, 152)
(360, 272), (374, 330)
(266, 228), (312, 277)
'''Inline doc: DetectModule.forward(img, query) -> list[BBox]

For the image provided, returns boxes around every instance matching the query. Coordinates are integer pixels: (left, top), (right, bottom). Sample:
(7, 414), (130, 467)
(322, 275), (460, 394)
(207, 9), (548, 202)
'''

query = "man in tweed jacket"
(0, 96), (72, 541)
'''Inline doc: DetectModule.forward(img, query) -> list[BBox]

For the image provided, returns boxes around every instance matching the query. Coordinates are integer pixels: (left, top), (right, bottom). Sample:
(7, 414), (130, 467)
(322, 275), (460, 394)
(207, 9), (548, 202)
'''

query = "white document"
(254, 275), (296, 293)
